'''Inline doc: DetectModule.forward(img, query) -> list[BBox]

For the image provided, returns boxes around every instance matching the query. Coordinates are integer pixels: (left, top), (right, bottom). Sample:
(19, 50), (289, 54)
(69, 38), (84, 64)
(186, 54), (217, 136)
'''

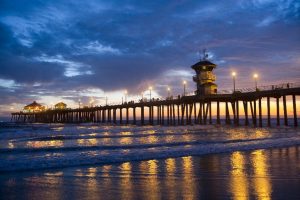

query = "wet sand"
(1, 146), (299, 200)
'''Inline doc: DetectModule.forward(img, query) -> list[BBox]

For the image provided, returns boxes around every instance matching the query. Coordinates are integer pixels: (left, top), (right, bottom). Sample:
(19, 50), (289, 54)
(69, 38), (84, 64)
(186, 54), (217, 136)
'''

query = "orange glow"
(230, 151), (249, 200)
(120, 162), (133, 199)
(251, 150), (272, 200)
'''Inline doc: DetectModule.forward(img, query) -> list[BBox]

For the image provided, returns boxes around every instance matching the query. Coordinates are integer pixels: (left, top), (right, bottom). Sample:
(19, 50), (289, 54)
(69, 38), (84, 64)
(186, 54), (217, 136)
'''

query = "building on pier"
(23, 101), (45, 113)
(54, 102), (67, 110)
(192, 50), (217, 95)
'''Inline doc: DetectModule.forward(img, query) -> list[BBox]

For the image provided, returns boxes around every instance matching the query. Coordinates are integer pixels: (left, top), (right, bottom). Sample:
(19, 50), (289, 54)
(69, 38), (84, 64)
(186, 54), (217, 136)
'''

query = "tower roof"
(191, 60), (216, 70)
(24, 101), (42, 108)
(55, 102), (67, 107)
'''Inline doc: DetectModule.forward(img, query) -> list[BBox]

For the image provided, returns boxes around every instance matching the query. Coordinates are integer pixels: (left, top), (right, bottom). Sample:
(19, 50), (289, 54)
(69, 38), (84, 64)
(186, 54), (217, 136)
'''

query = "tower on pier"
(191, 50), (217, 95)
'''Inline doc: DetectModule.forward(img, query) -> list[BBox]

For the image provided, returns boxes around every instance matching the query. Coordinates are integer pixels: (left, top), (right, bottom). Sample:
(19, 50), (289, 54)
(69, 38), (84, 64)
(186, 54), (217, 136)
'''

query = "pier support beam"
(283, 95), (288, 126)
(293, 95), (298, 127)
(267, 97), (271, 127)
(259, 98), (262, 127)
(141, 106), (144, 125)
(133, 108), (136, 125)
(225, 102), (231, 125)
(276, 97), (280, 126)
(126, 108), (129, 124)
(217, 101), (220, 125)
(243, 101), (249, 126)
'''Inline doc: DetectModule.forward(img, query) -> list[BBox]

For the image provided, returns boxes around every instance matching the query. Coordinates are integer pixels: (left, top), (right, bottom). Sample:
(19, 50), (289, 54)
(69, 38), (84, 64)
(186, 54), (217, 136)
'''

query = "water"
(0, 123), (299, 199)
(0, 122), (299, 171)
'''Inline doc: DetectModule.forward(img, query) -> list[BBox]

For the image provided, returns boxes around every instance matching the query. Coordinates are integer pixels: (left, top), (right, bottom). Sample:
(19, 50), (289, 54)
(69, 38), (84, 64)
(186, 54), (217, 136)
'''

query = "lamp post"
(183, 81), (187, 96)
(149, 86), (152, 101)
(167, 87), (171, 98)
(78, 99), (81, 109)
(124, 90), (128, 103)
(232, 72), (236, 93)
(105, 96), (108, 106)
(90, 98), (94, 107)
(253, 73), (258, 91)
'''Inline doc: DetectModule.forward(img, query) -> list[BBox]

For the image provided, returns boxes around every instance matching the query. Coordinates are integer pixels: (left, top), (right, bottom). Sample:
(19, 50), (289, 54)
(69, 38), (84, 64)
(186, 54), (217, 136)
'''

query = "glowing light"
(230, 151), (249, 200)
(232, 72), (236, 77)
(253, 73), (258, 79)
(251, 150), (272, 200)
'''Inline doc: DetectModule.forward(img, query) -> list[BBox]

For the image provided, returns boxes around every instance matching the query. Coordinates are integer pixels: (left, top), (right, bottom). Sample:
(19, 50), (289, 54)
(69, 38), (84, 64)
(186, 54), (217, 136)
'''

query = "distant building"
(191, 50), (217, 95)
(54, 102), (67, 110)
(23, 101), (45, 112)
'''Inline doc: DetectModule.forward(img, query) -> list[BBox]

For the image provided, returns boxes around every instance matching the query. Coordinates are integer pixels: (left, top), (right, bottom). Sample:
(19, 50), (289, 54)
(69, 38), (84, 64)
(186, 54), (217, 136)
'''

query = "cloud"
(0, 0), (299, 117)
(33, 54), (93, 77)
(79, 41), (122, 55)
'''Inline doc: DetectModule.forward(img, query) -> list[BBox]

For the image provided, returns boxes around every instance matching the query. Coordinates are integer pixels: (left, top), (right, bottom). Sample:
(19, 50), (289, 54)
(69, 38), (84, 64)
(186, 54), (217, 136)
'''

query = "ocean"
(0, 122), (299, 199)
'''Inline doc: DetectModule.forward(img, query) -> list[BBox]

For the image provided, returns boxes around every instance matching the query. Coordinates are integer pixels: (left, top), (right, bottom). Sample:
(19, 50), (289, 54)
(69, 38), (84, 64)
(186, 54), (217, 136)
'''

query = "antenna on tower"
(202, 48), (209, 61)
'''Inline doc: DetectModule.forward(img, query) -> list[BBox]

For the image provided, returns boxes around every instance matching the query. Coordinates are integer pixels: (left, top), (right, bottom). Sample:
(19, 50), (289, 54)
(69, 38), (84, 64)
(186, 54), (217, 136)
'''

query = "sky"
(0, 0), (300, 117)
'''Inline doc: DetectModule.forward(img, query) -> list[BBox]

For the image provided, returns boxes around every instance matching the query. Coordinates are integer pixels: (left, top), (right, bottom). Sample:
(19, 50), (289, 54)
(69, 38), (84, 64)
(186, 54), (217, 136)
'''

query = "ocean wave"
(1, 136), (300, 172)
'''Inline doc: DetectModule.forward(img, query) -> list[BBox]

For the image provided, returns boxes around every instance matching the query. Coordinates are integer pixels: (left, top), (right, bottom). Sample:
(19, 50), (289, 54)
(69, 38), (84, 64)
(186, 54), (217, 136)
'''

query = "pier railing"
(217, 82), (300, 94)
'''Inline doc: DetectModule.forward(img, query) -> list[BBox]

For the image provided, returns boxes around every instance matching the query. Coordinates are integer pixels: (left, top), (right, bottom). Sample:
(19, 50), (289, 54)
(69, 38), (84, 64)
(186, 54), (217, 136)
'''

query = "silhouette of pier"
(11, 83), (300, 127)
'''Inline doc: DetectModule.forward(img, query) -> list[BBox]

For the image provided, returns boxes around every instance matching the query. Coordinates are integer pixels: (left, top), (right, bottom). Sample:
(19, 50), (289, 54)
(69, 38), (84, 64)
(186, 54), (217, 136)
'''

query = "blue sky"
(0, 0), (299, 116)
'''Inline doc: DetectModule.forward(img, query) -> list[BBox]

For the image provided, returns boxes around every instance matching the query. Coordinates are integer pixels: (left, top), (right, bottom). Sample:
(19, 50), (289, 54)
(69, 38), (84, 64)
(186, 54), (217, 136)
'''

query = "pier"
(11, 84), (300, 127)
(11, 56), (300, 127)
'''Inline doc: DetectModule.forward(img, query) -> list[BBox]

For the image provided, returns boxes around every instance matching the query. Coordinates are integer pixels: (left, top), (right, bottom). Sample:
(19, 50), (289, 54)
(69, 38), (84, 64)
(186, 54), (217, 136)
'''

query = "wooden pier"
(11, 86), (300, 127)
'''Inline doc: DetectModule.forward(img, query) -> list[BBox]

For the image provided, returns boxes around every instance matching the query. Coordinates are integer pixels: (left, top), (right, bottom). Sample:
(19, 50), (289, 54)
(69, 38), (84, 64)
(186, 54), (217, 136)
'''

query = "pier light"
(141, 92), (144, 101)
(149, 86), (153, 101)
(90, 98), (94, 107)
(253, 73), (258, 90)
(167, 87), (171, 98)
(183, 81), (187, 96)
(231, 72), (236, 92)
(124, 90), (128, 103)
(78, 99), (81, 109)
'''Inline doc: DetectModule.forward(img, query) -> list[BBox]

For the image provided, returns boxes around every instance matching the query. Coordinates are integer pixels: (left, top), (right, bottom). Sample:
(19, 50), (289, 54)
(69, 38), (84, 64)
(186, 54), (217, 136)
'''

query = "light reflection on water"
(77, 138), (98, 146)
(1, 147), (299, 200)
(119, 131), (133, 145)
(182, 156), (196, 200)
(230, 151), (249, 200)
(1, 124), (300, 199)
(5, 125), (299, 150)
(26, 140), (64, 148)
(120, 162), (133, 200)
(251, 150), (272, 200)
(146, 160), (160, 200)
